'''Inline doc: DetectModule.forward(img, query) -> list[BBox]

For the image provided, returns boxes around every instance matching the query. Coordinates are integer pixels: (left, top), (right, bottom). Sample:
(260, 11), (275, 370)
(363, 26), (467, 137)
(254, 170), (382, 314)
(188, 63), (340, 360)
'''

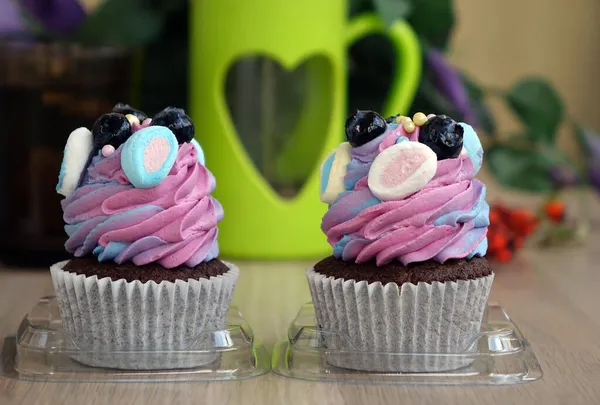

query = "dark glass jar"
(0, 39), (135, 267)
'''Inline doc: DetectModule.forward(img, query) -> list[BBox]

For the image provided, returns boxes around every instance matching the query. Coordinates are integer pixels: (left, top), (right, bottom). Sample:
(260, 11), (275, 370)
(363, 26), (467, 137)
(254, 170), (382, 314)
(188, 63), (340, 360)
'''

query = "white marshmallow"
(368, 142), (437, 201)
(56, 127), (94, 197)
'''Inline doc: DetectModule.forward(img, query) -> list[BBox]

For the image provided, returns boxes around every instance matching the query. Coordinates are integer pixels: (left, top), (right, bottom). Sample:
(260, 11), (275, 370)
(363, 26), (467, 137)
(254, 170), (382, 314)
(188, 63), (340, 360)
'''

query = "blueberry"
(112, 103), (147, 122)
(151, 106), (194, 144)
(92, 113), (132, 150)
(345, 110), (387, 147)
(418, 115), (463, 160)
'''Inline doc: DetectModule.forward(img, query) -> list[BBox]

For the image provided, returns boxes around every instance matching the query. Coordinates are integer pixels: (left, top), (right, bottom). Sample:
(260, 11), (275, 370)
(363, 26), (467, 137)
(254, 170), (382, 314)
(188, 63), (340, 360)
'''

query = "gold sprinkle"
(398, 116), (414, 125)
(125, 114), (140, 126)
(403, 120), (416, 133)
(413, 112), (428, 126)
(393, 115), (406, 124)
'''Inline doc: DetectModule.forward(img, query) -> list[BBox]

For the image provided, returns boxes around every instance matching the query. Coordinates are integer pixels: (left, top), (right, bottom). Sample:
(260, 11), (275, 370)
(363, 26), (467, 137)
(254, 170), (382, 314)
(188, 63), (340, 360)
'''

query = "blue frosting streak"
(433, 184), (489, 258)
(191, 139), (206, 166)
(353, 195), (380, 215)
(467, 237), (488, 259)
(56, 157), (67, 192)
(460, 123), (483, 174)
(395, 136), (409, 144)
(474, 201), (490, 228)
(333, 235), (352, 257)
(65, 221), (84, 237)
(343, 159), (369, 190)
(320, 152), (335, 195)
(97, 241), (130, 262)
(434, 185), (488, 226)
(79, 205), (163, 258)
(205, 241), (220, 262)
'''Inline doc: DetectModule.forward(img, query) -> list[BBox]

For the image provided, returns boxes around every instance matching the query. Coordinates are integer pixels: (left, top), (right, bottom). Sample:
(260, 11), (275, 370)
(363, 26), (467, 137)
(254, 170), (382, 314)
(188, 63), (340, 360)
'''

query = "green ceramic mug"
(190, 0), (421, 259)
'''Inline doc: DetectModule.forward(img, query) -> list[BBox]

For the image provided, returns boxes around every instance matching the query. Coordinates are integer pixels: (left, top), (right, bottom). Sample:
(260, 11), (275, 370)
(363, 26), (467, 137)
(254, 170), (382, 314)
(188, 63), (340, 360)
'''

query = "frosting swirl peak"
(320, 115), (489, 266)
(62, 142), (222, 268)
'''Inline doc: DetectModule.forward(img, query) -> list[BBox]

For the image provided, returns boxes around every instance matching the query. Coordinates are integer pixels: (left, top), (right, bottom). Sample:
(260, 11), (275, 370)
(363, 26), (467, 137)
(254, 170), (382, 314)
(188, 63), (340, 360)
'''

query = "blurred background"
(0, 0), (599, 267)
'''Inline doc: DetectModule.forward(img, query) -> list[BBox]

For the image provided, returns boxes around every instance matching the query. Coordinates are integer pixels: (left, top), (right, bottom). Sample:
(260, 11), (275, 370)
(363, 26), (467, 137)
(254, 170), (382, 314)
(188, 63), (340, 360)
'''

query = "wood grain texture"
(1, 227), (600, 404)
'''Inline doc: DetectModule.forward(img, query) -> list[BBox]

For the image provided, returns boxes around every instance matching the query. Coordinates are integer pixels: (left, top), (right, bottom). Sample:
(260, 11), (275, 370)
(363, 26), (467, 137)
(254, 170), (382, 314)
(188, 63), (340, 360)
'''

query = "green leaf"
(373, 0), (412, 26)
(487, 144), (557, 193)
(74, 0), (165, 45)
(505, 77), (564, 144)
(349, 0), (375, 16)
(407, 0), (454, 49)
(461, 72), (497, 134)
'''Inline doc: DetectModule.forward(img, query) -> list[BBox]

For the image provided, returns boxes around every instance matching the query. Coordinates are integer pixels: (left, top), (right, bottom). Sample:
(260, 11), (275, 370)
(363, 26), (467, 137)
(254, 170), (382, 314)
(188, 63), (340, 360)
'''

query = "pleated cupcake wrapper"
(306, 268), (494, 372)
(50, 260), (239, 370)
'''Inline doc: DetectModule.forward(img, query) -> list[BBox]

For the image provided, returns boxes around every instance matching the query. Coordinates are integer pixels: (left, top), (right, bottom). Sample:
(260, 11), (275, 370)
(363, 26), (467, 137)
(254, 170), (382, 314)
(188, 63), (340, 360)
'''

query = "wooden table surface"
(1, 235), (600, 404)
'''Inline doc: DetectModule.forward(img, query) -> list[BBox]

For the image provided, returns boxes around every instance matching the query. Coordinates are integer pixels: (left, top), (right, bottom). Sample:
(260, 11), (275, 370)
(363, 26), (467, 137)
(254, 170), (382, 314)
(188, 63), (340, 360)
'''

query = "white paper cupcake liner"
(50, 260), (239, 370)
(306, 267), (494, 372)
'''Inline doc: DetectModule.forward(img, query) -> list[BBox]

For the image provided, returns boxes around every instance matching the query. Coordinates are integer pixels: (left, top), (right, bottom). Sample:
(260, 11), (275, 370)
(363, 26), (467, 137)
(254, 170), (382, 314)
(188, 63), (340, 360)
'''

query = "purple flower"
(18, 0), (85, 35)
(0, 0), (25, 35)
(587, 162), (600, 193)
(426, 49), (476, 125)
(548, 165), (578, 188)
(579, 126), (600, 159)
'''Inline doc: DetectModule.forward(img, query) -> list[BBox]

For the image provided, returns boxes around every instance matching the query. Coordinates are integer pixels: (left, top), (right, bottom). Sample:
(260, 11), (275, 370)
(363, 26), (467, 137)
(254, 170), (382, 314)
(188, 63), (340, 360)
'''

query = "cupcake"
(308, 111), (493, 372)
(52, 104), (238, 370)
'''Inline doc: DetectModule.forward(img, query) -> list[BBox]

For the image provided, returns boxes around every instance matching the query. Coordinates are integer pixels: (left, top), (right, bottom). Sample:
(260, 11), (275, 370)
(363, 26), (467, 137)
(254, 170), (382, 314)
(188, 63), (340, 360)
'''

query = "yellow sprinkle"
(403, 120), (416, 133)
(413, 112), (428, 126)
(125, 114), (140, 126)
(398, 116), (413, 125)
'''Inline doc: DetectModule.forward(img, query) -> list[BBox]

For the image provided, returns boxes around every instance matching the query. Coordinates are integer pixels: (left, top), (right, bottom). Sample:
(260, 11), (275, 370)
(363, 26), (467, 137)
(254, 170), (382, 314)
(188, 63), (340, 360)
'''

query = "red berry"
(494, 249), (512, 263)
(489, 233), (507, 251)
(489, 210), (501, 225)
(544, 200), (565, 223)
(514, 237), (524, 249)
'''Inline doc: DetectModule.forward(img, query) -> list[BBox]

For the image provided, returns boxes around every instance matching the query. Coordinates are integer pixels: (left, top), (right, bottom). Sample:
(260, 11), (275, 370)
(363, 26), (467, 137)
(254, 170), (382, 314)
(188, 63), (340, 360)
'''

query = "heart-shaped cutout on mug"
(225, 55), (333, 198)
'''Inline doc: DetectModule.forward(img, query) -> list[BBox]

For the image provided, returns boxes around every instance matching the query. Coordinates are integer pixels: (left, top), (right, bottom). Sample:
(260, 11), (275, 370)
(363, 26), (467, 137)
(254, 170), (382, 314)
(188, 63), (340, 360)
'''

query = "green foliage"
(373, 0), (412, 26)
(487, 144), (556, 193)
(407, 0), (454, 49)
(360, 0), (597, 195)
(349, 0), (454, 49)
(75, 0), (165, 45)
(505, 78), (564, 144)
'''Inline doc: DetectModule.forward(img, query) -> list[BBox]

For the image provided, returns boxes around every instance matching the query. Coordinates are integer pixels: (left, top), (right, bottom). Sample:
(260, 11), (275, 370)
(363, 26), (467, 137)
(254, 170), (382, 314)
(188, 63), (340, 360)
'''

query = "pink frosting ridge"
(323, 124), (489, 266)
(62, 142), (222, 268)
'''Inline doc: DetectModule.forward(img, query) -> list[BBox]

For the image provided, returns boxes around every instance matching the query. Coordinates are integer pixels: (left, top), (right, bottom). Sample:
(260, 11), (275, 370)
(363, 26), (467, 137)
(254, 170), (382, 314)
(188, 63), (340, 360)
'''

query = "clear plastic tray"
(272, 302), (542, 385)
(0, 296), (270, 382)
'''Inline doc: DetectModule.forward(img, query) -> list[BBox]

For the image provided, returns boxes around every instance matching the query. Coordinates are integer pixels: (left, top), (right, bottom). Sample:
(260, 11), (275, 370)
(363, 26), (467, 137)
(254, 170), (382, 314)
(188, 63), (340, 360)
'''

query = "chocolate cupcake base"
(64, 256), (230, 283)
(306, 257), (494, 372)
(314, 256), (492, 286)
(50, 259), (239, 370)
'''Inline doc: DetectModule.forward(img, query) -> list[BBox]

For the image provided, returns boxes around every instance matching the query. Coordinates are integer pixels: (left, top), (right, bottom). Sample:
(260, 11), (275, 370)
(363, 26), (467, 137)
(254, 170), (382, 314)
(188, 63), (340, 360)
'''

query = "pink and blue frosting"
(321, 118), (488, 266)
(62, 142), (221, 269)
(58, 107), (220, 269)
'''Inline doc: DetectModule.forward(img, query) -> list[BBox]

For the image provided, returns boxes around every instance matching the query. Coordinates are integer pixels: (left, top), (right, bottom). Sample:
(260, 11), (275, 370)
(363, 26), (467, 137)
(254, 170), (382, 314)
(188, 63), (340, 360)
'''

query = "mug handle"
(347, 13), (421, 117)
